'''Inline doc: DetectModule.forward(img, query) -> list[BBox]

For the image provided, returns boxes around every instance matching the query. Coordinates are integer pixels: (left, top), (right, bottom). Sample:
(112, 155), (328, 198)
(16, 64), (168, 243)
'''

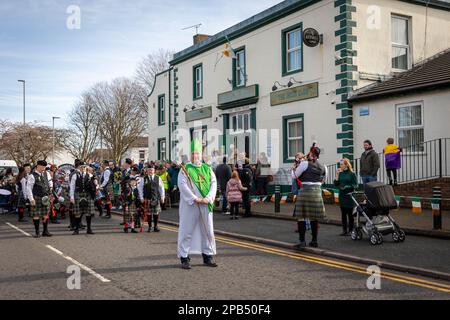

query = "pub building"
(148, 0), (450, 189)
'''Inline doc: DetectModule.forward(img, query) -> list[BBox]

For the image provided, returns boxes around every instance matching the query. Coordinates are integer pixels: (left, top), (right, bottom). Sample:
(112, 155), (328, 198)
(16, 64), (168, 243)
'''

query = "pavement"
(0, 212), (449, 300)
(245, 202), (450, 237)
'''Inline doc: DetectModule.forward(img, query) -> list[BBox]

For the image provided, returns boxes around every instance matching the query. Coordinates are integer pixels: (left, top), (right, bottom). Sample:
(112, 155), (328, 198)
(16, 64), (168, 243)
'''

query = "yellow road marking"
(160, 225), (450, 293)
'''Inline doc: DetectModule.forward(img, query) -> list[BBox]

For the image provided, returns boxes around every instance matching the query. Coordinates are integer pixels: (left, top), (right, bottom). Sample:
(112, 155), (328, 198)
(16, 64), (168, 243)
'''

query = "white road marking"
(46, 245), (111, 283)
(4, 221), (111, 283)
(5, 222), (32, 237)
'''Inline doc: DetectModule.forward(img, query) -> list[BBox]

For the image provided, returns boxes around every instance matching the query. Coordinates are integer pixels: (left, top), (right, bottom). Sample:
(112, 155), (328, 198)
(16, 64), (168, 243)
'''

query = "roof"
(349, 48), (450, 102)
(170, 0), (450, 66)
(129, 136), (148, 148)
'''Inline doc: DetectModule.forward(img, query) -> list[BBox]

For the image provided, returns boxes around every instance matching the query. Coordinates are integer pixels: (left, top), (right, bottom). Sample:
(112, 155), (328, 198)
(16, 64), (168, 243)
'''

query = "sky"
(0, 0), (281, 127)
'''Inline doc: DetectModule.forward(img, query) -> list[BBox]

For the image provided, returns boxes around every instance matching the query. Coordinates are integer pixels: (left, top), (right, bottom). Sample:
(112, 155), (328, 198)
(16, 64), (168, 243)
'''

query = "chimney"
(193, 34), (210, 45)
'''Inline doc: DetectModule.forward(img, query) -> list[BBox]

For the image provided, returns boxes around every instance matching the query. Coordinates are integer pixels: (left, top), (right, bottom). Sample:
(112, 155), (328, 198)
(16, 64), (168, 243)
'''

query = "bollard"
(274, 185), (281, 213)
(432, 186), (442, 230)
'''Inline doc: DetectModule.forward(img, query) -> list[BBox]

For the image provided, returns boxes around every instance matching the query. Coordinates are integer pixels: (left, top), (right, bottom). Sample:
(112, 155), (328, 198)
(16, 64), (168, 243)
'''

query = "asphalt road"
(0, 212), (449, 300)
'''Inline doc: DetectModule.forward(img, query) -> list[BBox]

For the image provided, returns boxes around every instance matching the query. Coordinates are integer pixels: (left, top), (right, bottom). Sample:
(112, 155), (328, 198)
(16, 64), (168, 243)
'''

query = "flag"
(280, 195), (287, 204)
(261, 196), (268, 202)
(322, 189), (332, 196)
(411, 197), (422, 214)
(270, 195), (275, 202)
(222, 43), (236, 59)
(394, 195), (401, 210)
(430, 198), (441, 216)
(334, 189), (340, 204)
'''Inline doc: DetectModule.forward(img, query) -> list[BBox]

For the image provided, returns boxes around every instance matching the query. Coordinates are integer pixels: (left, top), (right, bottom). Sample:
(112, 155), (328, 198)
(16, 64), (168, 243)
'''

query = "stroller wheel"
(376, 232), (383, 245)
(351, 229), (358, 241)
(370, 233), (378, 245)
(392, 231), (400, 242)
(398, 230), (406, 242)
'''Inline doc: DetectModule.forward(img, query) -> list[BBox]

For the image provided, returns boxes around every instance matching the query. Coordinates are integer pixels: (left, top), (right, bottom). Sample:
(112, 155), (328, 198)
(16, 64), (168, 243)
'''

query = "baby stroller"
(349, 181), (406, 245)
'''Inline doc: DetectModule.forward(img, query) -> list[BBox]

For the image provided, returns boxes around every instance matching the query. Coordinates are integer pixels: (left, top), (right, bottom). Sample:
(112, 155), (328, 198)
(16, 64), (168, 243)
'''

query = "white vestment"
(177, 165), (217, 258)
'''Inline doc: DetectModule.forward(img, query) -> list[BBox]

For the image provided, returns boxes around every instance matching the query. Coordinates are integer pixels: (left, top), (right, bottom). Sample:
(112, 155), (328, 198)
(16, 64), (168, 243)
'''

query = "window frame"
(391, 14), (412, 71)
(232, 46), (246, 89)
(281, 22), (303, 76)
(193, 63), (203, 100)
(395, 101), (424, 151)
(230, 111), (252, 134)
(158, 138), (167, 161)
(157, 94), (165, 126)
(282, 113), (304, 163)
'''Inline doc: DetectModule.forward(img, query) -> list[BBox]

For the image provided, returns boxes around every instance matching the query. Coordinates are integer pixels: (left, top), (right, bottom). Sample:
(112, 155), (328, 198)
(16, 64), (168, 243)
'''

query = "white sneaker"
(224, 211), (231, 215)
(118, 206), (122, 210)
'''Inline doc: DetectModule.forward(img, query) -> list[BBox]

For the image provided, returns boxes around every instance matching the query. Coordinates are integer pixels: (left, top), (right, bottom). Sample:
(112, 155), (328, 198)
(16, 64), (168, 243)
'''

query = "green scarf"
(185, 163), (213, 212)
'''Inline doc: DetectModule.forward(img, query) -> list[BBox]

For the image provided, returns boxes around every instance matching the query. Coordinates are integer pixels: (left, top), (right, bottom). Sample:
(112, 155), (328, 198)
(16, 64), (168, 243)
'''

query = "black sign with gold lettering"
(303, 28), (320, 47)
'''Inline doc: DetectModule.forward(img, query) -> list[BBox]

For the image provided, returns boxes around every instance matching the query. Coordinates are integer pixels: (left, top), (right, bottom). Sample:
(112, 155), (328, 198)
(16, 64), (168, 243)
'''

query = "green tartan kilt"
(74, 192), (93, 217)
(143, 198), (161, 215)
(293, 186), (326, 220)
(123, 201), (140, 222)
(32, 196), (50, 218)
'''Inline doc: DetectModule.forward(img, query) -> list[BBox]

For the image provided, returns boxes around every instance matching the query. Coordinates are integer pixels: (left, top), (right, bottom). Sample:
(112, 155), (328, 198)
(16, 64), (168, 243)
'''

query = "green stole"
(185, 163), (213, 212)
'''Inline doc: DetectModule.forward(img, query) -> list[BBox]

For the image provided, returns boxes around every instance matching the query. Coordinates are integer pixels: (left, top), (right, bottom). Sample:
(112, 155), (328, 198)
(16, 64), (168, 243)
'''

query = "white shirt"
(138, 174), (165, 202)
(100, 169), (111, 189)
(293, 161), (328, 186)
(26, 171), (52, 202)
(20, 176), (28, 200)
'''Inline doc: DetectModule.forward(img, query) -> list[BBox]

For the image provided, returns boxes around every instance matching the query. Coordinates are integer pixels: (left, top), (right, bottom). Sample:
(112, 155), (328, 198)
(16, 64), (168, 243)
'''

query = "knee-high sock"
(297, 220), (306, 242)
(153, 214), (159, 228)
(33, 219), (40, 234)
(18, 207), (24, 220)
(86, 215), (92, 230)
(310, 220), (318, 242)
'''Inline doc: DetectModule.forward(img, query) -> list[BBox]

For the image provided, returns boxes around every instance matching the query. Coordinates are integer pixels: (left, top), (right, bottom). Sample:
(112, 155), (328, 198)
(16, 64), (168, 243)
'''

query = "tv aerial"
(182, 23), (202, 35)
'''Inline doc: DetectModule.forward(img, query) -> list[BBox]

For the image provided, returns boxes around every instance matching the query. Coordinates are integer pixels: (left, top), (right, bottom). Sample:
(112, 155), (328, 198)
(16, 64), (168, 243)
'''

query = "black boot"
(86, 216), (94, 234)
(153, 214), (160, 232)
(294, 221), (306, 248)
(181, 257), (191, 270)
(68, 213), (75, 230)
(42, 220), (52, 237)
(147, 216), (152, 232)
(309, 220), (318, 247)
(33, 219), (40, 238)
(202, 253), (218, 267)
(105, 206), (111, 218)
(72, 217), (80, 235)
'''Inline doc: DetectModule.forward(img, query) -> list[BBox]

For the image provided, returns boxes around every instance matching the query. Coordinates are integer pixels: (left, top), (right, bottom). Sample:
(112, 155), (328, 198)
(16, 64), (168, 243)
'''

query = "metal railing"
(325, 138), (450, 185)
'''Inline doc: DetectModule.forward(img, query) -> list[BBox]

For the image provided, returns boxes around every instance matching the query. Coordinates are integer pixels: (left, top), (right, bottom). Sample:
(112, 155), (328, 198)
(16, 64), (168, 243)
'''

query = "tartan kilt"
(123, 201), (140, 222)
(102, 184), (114, 205)
(17, 191), (27, 208)
(143, 199), (161, 215)
(293, 186), (326, 220)
(74, 192), (93, 217)
(32, 196), (50, 218)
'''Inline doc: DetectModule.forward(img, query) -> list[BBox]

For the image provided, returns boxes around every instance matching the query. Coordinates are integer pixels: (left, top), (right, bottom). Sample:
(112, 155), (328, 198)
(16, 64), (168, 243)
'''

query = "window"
(282, 23), (303, 76)
(139, 150), (145, 161)
(230, 111), (251, 134)
(391, 15), (411, 70)
(233, 49), (246, 88)
(158, 139), (166, 160)
(283, 114), (304, 162)
(193, 64), (203, 99)
(397, 102), (424, 151)
(190, 126), (207, 153)
(158, 95), (165, 126)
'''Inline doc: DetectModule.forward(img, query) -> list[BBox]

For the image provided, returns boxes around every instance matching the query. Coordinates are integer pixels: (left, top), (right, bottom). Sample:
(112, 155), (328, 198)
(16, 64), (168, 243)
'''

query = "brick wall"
(393, 178), (450, 210)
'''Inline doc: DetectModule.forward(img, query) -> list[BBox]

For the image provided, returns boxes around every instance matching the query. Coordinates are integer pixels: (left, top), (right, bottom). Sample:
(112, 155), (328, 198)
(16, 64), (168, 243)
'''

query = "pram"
(349, 181), (406, 245)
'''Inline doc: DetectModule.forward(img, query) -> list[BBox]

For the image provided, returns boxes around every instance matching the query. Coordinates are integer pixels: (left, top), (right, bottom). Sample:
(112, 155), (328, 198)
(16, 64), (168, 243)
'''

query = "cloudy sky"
(0, 0), (280, 127)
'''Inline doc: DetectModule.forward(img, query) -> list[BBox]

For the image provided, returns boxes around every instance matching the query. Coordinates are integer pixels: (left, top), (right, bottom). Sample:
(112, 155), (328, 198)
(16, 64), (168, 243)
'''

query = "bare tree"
(0, 121), (68, 166)
(135, 49), (174, 91)
(90, 78), (147, 163)
(63, 92), (99, 162)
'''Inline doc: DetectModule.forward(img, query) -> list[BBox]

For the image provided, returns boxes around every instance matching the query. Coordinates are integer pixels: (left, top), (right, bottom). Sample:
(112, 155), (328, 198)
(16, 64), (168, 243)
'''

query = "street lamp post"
(18, 80), (25, 124)
(52, 116), (61, 164)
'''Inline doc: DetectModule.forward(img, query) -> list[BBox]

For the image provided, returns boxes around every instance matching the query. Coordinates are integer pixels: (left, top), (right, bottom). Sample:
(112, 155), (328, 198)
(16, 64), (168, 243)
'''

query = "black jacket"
(215, 163), (232, 191)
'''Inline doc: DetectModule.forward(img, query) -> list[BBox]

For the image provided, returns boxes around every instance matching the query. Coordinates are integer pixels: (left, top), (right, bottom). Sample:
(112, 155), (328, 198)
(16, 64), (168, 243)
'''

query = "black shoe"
(87, 229), (94, 235)
(131, 229), (138, 233)
(309, 241), (318, 248)
(124, 227), (128, 233)
(181, 259), (191, 270)
(72, 229), (79, 235)
(34, 233), (41, 238)
(202, 254), (218, 267)
(147, 228), (152, 233)
(153, 227), (160, 232)
(294, 242), (306, 249)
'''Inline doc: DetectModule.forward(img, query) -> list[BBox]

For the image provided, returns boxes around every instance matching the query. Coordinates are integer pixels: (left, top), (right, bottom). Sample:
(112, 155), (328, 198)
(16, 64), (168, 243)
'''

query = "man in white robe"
(177, 139), (218, 270)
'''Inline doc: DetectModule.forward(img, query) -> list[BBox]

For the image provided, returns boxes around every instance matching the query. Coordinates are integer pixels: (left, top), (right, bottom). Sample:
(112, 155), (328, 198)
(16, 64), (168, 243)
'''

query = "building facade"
(148, 0), (450, 173)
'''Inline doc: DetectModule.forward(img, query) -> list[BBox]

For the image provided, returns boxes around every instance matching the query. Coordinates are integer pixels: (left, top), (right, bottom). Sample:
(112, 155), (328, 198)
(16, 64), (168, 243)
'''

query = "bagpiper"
(138, 164), (164, 233)
(69, 161), (94, 235)
(119, 158), (133, 231)
(99, 160), (113, 218)
(27, 160), (53, 238)
(122, 166), (142, 233)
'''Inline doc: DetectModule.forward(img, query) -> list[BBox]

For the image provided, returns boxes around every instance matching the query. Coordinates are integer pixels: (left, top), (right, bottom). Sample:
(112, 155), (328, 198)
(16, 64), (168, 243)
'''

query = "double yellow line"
(160, 225), (450, 293)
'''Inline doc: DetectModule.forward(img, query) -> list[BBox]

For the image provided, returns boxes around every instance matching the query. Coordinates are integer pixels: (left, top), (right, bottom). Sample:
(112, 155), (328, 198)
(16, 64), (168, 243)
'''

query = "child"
(225, 171), (247, 220)
(383, 138), (402, 186)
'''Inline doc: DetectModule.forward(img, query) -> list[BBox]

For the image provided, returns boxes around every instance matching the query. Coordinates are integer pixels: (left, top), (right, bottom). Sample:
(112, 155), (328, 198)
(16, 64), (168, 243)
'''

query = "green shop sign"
(218, 84), (259, 109)
(270, 82), (318, 106)
(185, 106), (212, 122)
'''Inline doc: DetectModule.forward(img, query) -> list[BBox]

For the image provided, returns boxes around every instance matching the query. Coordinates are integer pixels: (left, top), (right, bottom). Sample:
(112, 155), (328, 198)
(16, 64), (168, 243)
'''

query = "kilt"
(74, 192), (93, 217)
(293, 185), (326, 220)
(123, 201), (141, 222)
(144, 199), (161, 215)
(103, 183), (114, 206)
(31, 196), (50, 218)
(17, 191), (27, 208)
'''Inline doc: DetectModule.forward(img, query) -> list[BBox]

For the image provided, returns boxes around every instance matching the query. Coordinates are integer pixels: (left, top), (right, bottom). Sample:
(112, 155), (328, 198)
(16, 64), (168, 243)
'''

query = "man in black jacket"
(360, 140), (380, 187)
(238, 159), (253, 217)
(214, 157), (231, 214)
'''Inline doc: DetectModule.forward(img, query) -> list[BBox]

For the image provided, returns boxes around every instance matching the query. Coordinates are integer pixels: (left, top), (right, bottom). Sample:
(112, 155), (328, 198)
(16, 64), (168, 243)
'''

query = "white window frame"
(391, 15), (411, 71)
(286, 117), (303, 160)
(159, 139), (166, 160)
(194, 65), (203, 98)
(230, 111), (251, 134)
(235, 50), (245, 87)
(158, 95), (165, 125)
(286, 28), (302, 73)
(139, 150), (145, 161)
(396, 101), (424, 152)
